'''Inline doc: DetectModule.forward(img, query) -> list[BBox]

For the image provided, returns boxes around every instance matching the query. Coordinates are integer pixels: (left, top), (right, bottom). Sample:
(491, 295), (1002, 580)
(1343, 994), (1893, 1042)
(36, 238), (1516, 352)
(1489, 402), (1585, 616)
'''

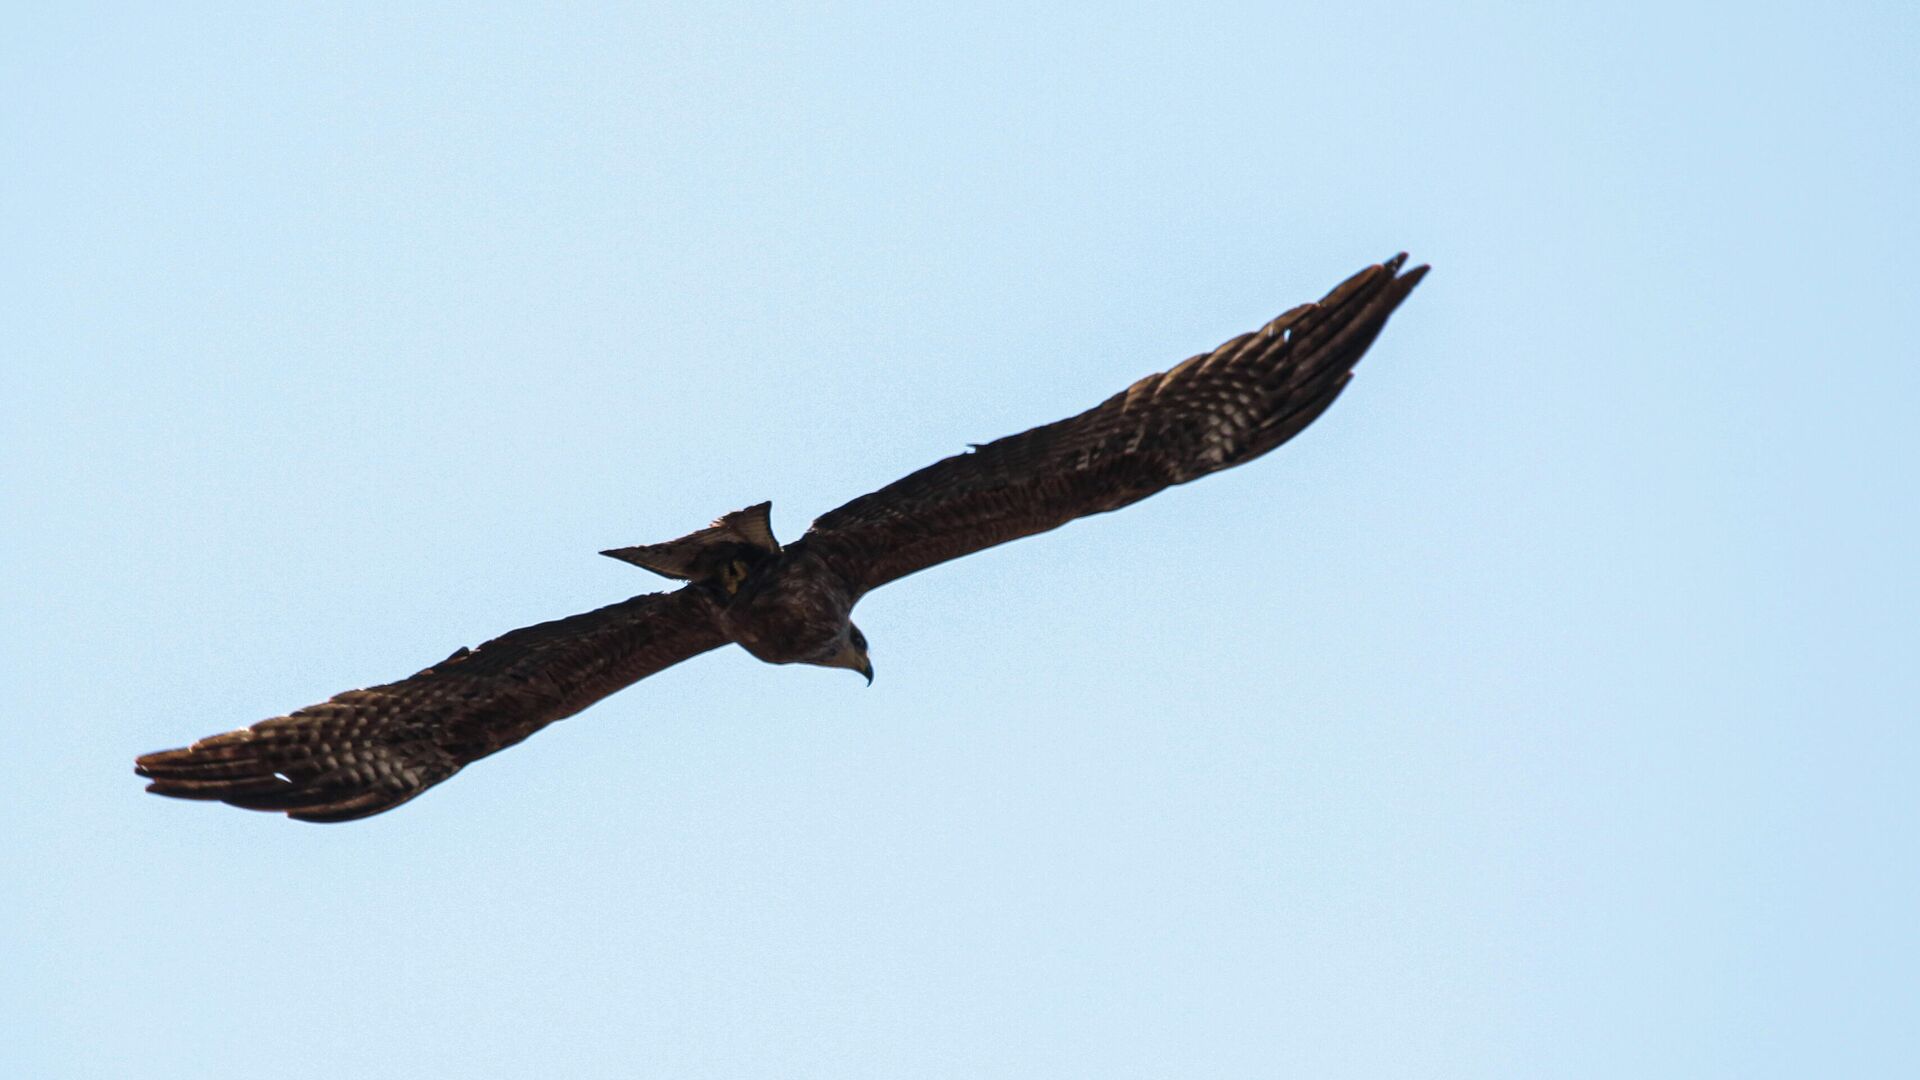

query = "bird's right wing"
(135, 585), (727, 823)
(799, 255), (1426, 595)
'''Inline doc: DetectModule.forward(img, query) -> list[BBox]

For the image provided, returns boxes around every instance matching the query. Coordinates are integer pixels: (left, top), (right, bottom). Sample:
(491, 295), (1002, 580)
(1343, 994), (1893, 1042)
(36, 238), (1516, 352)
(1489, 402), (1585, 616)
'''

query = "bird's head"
(818, 622), (874, 685)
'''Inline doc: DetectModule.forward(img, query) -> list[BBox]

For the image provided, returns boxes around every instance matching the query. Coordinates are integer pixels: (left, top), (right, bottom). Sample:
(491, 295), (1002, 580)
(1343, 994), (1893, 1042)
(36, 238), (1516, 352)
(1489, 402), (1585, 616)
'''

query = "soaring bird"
(135, 255), (1427, 822)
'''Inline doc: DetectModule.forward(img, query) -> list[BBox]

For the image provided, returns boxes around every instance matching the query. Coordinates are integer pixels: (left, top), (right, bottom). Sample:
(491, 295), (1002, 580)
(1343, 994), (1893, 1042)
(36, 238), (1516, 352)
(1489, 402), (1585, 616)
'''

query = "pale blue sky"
(4, 3), (1915, 1078)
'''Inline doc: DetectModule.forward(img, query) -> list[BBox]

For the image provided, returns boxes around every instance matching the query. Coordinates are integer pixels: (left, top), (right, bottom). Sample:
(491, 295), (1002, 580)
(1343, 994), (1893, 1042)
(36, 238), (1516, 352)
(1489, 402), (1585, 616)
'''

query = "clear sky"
(4, 3), (1915, 1078)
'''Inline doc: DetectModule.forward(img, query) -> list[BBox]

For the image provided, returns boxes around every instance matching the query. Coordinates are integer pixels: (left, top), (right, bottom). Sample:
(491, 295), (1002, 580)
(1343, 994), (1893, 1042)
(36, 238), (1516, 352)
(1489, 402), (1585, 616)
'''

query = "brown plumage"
(798, 254), (1427, 595)
(136, 255), (1427, 822)
(135, 590), (727, 822)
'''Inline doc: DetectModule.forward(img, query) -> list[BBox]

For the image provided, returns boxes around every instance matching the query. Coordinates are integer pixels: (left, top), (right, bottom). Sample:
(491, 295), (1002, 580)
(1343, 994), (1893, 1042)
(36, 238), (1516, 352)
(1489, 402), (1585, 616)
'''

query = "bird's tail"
(601, 501), (781, 586)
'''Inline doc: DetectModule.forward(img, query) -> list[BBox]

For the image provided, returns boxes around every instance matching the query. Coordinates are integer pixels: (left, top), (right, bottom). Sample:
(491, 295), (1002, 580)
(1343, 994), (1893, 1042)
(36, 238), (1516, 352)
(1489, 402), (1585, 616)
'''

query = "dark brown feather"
(601, 502), (780, 583)
(135, 586), (726, 822)
(798, 255), (1427, 594)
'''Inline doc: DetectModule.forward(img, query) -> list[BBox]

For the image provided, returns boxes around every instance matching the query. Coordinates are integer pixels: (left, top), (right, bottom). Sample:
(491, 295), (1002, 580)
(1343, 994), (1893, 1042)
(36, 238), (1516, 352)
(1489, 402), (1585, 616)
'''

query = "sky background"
(4, 3), (1916, 1077)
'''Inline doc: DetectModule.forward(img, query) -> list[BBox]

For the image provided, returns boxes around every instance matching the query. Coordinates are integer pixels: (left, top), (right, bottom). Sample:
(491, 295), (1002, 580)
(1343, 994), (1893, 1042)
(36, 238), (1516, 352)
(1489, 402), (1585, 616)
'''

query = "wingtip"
(1383, 252), (1430, 279)
(133, 746), (187, 775)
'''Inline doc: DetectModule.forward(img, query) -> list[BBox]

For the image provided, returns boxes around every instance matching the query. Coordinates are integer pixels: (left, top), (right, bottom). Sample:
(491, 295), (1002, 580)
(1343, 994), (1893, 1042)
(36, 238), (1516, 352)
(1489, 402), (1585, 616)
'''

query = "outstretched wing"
(135, 586), (727, 822)
(798, 254), (1427, 595)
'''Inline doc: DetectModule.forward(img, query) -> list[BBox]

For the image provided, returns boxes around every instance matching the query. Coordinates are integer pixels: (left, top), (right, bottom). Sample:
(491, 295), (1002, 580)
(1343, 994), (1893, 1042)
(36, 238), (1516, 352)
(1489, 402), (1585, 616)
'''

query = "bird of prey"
(135, 255), (1427, 822)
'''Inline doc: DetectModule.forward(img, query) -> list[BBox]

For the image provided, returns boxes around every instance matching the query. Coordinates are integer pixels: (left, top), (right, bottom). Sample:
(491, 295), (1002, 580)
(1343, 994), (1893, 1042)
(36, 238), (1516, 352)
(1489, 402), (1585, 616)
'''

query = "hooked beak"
(858, 657), (874, 686)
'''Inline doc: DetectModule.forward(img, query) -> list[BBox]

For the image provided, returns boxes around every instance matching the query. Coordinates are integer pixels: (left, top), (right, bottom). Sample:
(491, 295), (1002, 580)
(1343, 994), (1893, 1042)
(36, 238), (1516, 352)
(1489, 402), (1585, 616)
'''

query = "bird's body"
(136, 255), (1427, 822)
(719, 545), (857, 667)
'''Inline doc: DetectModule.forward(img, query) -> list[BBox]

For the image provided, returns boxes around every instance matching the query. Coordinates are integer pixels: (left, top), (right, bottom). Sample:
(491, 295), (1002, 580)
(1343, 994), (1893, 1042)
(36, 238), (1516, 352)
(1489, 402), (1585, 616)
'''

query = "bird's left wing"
(135, 586), (727, 822)
(798, 255), (1426, 596)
